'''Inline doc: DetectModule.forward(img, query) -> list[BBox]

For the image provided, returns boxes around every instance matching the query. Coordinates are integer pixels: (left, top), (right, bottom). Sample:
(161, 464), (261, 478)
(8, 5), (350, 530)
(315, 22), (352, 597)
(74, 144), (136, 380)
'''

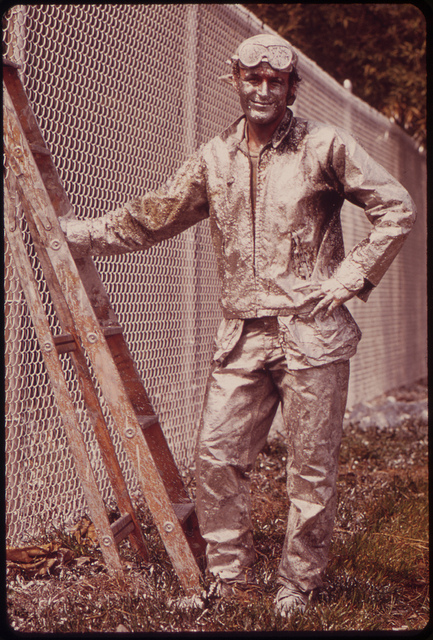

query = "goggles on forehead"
(232, 42), (296, 71)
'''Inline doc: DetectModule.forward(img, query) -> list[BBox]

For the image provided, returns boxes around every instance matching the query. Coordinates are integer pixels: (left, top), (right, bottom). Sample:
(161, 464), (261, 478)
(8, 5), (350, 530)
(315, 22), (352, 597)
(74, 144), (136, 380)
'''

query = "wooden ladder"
(3, 58), (206, 595)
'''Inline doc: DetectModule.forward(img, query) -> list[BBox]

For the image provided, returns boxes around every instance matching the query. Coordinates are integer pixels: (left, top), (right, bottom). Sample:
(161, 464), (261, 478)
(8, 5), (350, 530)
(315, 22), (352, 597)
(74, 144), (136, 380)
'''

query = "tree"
(244, 3), (426, 147)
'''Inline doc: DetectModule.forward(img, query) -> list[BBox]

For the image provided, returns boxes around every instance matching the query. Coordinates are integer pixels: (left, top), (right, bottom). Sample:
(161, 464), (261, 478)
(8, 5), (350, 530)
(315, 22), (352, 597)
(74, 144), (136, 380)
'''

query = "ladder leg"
(104, 331), (206, 562)
(20, 195), (150, 562)
(4, 182), (125, 581)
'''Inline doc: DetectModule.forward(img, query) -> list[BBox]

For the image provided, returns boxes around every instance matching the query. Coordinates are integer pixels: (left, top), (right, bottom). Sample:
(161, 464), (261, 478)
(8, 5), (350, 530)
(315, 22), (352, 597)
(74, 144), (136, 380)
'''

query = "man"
(62, 34), (416, 616)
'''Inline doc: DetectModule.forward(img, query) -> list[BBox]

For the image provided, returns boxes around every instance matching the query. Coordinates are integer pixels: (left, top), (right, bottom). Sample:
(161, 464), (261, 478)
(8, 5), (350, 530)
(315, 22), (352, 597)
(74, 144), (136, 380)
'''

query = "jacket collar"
(270, 108), (294, 148)
(226, 108), (294, 155)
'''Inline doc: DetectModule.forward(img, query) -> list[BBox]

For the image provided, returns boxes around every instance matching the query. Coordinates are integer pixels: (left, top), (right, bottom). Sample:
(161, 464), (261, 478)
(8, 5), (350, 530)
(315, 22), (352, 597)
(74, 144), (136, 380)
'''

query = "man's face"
(236, 63), (291, 127)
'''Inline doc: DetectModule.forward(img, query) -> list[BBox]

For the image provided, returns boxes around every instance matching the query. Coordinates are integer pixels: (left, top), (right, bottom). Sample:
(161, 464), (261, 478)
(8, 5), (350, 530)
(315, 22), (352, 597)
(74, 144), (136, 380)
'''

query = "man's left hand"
(304, 277), (356, 318)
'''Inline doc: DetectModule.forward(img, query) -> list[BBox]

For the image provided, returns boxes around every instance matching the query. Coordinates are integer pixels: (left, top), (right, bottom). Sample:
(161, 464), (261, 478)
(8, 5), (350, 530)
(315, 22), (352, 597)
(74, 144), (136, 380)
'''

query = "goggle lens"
(237, 43), (294, 71)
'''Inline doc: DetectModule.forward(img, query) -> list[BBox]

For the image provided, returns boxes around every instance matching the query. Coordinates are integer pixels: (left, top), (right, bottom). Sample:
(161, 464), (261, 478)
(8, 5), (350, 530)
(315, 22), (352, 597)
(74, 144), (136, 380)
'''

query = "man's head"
(234, 63), (291, 129)
(229, 34), (300, 107)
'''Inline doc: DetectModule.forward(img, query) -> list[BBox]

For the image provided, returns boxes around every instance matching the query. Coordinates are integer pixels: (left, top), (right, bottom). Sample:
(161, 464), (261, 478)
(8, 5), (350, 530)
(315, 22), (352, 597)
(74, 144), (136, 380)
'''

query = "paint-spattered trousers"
(195, 316), (349, 593)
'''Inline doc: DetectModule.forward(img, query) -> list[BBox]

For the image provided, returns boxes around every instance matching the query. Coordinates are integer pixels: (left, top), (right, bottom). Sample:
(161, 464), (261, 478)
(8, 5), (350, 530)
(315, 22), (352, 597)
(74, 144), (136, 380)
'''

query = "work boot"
(274, 584), (309, 617)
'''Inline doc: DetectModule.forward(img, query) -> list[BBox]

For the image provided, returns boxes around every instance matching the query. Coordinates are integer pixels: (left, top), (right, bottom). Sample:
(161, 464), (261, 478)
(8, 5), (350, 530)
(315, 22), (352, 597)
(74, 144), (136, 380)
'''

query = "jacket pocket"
(278, 305), (362, 366)
(213, 317), (244, 364)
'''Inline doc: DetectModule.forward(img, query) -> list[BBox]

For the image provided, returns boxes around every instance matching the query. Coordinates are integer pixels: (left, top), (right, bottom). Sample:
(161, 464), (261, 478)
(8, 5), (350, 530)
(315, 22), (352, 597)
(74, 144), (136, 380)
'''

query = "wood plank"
(111, 514), (135, 545)
(53, 326), (124, 353)
(172, 503), (195, 525)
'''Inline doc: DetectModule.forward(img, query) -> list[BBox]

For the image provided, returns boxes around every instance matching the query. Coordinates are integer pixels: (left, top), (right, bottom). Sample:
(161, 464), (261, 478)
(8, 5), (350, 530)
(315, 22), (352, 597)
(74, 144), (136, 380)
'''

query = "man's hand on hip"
(304, 277), (356, 318)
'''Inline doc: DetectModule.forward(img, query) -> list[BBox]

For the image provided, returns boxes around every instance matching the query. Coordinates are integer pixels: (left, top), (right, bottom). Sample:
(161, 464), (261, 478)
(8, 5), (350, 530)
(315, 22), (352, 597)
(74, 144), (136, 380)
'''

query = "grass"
(6, 385), (429, 633)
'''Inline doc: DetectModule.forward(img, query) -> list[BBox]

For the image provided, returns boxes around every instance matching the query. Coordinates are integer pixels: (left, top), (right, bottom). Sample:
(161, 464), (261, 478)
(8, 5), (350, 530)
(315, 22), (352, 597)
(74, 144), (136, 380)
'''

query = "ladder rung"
(53, 325), (124, 353)
(111, 513), (135, 545)
(54, 334), (76, 354)
(138, 415), (159, 430)
(30, 144), (50, 156)
(110, 504), (196, 544)
(103, 326), (124, 337)
(172, 502), (195, 525)
(2, 57), (21, 69)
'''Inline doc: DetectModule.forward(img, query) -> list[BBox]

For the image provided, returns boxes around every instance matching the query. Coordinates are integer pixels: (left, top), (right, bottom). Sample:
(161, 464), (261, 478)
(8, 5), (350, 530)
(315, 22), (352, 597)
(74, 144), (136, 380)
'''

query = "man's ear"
(218, 74), (239, 91)
(286, 82), (296, 106)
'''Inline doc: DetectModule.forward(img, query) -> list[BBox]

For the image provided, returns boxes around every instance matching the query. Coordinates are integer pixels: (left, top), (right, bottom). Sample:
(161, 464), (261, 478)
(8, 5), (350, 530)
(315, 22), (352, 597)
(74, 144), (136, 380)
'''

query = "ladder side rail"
(15, 184), (149, 561)
(3, 61), (196, 507)
(4, 182), (125, 580)
(3, 62), (73, 218)
(3, 81), (202, 595)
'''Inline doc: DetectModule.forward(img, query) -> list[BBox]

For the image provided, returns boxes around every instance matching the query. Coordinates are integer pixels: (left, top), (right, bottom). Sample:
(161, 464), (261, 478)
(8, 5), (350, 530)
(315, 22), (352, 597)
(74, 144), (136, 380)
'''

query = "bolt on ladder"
(3, 58), (205, 595)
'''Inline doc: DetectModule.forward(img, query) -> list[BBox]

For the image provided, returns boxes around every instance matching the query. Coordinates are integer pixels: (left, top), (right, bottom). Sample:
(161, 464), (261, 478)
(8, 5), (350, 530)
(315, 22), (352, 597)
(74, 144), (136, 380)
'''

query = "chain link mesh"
(4, 4), (426, 545)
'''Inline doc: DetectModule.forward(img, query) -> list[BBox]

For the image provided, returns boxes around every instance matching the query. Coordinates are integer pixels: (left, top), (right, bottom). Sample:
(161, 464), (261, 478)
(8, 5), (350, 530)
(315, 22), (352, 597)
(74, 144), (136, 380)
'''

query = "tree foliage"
(244, 3), (426, 147)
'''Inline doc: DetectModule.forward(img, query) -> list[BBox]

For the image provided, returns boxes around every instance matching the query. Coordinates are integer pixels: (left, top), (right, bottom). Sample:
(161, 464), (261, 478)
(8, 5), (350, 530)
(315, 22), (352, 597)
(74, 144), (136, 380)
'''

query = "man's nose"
(257, 80), (270, 96)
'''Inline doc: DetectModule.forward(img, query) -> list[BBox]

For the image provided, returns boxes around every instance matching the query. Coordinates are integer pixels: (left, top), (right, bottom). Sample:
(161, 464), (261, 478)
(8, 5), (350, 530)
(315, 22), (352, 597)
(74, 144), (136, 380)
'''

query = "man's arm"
(61, 150), (209, 258)
(307, 128), (416, 317)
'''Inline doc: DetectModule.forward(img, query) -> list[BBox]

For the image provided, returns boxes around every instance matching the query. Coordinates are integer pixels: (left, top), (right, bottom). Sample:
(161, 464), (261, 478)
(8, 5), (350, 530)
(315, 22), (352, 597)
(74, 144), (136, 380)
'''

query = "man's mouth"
(251, 101), (273, 108)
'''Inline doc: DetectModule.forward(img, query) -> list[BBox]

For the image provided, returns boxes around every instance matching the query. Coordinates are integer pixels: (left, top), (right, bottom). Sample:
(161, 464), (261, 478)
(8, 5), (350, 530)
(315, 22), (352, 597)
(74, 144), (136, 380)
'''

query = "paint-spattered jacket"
(63, 109), (416, 368)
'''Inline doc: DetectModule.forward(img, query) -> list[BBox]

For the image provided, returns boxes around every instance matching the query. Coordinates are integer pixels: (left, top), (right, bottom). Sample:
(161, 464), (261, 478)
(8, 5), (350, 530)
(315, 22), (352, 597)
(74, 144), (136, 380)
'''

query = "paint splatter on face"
(236, 63), (290, 127)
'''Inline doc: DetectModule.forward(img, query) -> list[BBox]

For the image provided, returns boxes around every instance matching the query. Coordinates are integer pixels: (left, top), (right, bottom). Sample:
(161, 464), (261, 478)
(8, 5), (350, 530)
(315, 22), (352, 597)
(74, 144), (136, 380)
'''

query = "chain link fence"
(4, 4), (426, 545)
